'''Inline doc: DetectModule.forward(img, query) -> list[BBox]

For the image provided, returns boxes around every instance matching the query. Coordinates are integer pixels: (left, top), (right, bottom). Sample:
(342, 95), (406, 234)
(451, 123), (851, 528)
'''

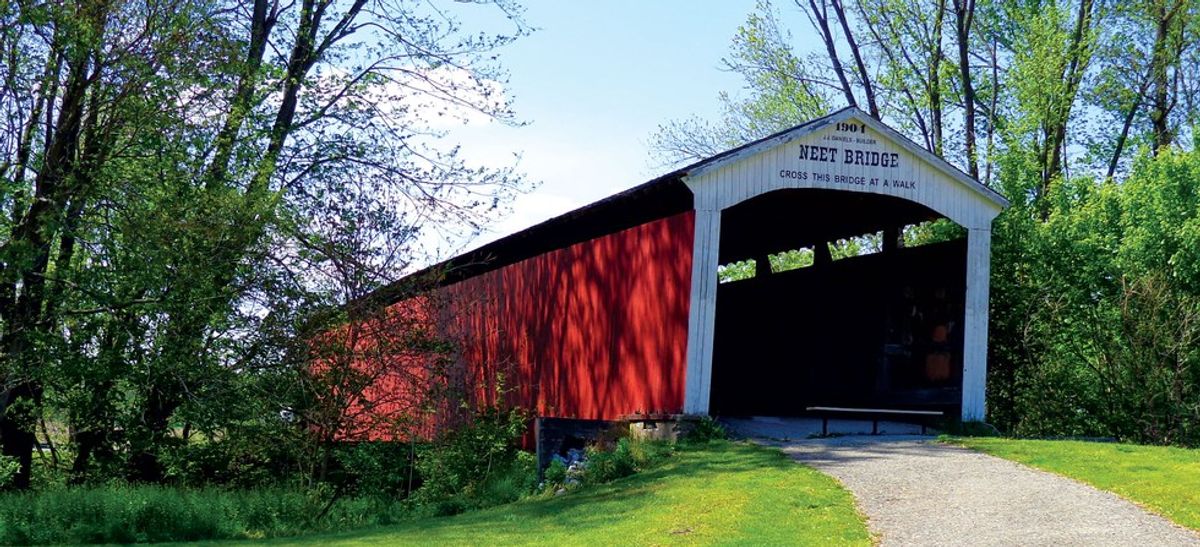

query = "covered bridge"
(368, 107), (1007, 428)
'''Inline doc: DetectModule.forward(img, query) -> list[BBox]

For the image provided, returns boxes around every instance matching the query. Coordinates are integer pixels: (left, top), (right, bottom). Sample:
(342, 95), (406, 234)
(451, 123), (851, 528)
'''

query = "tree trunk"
(1148, 0), (1183, 152)
(125, 0), (369, 481)
(929, 0), (946, 156)
(127, 387), (177, 482)
(204, 0), (275, 189)
(1108, 64), (1155, 179)
(0, 61), (88, 490)
(855, 0), (932, 147)
(984, 35), (997, 186)
(955, 0), (978, 177)
(1038, 0), (1094, 200)
(0, 0), (110, 489)
(805, 0), (859, 109)
(0, 382), (38, 489)
(4, 39), (59, 225)
(831, 0), (879, 117)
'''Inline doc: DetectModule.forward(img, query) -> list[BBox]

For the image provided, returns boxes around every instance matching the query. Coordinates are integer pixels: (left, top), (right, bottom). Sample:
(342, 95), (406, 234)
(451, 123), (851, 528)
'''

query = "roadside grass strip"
(950, 437), (1200, 531)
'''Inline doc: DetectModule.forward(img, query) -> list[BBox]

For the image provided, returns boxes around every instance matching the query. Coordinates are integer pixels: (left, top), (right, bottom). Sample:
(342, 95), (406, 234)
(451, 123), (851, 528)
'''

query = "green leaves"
(990, 148), (1200, 445)
(0, 0), (531, 488)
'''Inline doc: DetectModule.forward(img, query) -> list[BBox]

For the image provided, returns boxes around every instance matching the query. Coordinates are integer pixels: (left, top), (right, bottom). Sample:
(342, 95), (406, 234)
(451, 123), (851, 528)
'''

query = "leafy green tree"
(0, 0), (530, 489)
(988, 149), (1200, 443)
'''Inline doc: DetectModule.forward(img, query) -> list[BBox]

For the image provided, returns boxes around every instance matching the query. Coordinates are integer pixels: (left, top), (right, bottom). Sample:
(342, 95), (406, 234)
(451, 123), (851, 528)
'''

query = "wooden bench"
(806, 406), (944, 435)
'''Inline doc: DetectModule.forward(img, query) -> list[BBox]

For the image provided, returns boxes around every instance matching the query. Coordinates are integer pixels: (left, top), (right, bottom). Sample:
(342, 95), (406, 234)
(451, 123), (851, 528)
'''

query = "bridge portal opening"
(708, 189), (966, 417)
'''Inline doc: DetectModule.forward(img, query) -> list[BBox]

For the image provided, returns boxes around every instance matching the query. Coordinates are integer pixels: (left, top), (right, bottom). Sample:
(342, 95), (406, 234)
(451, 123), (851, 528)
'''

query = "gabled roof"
(366, 107), (1007, 306)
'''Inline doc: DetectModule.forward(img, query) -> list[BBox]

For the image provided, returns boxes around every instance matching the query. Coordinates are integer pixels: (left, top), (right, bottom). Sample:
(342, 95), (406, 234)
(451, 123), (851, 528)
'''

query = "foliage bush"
(584, 438), (639, 484)
(988, 148), (1200, 446)
(0, 406), (544, 544)
(0, 456), (20, 489)
(536, 436), (673, 490)
(475, 450), (538, 506)
(543, 458), (568, 486)
(331, 441), (419, 499)
(0, 409), (683, 544)
(162, 429), (300, 488)
(412, 406), (532, 514)
(686, 416), (729, 443)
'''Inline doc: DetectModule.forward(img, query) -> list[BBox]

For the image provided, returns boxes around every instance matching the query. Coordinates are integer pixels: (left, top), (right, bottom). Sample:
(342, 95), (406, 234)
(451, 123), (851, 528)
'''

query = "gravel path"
(773, 436), (1200, 546)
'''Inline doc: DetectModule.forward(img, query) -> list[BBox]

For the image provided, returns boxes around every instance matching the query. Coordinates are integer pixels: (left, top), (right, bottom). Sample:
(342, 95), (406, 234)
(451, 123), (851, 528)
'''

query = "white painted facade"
(680, 107), (1007, 422)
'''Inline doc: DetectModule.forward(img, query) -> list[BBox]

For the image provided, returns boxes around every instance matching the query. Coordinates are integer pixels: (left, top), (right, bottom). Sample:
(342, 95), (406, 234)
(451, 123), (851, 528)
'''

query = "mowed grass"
(242, 441), (870, 546)
(950, 437), (1200, 530)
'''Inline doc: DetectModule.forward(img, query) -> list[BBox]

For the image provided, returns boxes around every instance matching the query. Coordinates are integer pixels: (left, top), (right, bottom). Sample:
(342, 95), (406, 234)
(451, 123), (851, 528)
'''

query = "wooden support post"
(814, 242), (832, 266)
(684, 206), (721, 415)
(883, 225), (901, 252)
(534, 417), (544, 482)
(961, 228), (992, 422)
(755, 254), (772, 277)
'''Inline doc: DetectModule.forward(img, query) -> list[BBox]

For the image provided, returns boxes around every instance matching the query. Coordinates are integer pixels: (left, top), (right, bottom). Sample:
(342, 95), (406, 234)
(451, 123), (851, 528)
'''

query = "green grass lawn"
(240, 441), (870, 546)
(950, 437), (1200, 531)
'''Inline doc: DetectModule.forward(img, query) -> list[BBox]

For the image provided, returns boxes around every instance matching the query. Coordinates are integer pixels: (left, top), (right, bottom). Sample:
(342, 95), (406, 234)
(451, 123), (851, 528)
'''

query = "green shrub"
(160, 421), (306, 489)
(987, 149), (1200, 446)
(163, 439), (281, 488)
(332, 441), (418, 499)
(537, 436), (675, 493)
(476, 451), (537, 506)
(543, 458), (567, 486)
(412, 406), (532, 511)
(423, 450), (537, 515)
(630, 437), (675, 463)
(0, 455), (18, 489)
(685, 416), (728, 443)
(585, 438), (638, 483)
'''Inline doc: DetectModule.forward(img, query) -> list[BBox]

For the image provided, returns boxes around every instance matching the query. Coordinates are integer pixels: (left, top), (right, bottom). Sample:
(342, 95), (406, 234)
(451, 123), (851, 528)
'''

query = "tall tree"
(829, 0), (880, 117)
(0, 0), (530, 488)
(1148, 0), (1185, 150)
(856, 0), (949, 154)
(1, 0), (121, 489)
(803, 0), (862, 109)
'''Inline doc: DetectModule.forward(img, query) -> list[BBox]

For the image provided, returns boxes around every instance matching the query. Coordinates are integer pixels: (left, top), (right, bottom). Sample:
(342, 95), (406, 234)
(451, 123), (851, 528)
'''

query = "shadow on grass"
(256, 441), (799, 545)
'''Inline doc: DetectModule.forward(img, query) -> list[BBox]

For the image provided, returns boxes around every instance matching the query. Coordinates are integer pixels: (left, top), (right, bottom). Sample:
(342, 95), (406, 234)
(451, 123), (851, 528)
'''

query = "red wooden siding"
(443, 211), (695, 420)
(314, 296), (449, 442)
(329, 211), (695, 440)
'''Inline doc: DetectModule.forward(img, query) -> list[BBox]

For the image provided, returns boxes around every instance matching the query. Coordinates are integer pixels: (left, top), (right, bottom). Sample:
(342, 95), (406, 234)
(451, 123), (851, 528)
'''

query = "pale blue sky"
(449, 1), (763, 247)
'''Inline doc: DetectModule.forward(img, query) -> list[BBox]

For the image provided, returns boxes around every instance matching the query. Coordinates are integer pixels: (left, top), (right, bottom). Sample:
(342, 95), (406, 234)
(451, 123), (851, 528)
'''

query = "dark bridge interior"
(709, 189), (966, 417)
